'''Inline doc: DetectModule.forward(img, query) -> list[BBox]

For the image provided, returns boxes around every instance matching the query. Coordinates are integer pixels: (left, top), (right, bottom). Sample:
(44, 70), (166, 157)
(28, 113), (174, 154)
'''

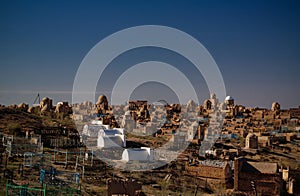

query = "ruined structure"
(125, 101), (181, 135)
(27, 105), (40, 114)
(128, 100), (150, 123)
(203, 99), (212, 110)
(40, 97), (53, 116)
(245, 133), (258, 149)
(185, 160), (232, 183)
(209, 93), (218, 110)
(186, 99), (197, 112)
(121, 111), (136, 132)
(225, 96), (234, 108)
(55, 102), (72, 119)
(17, 103), (29, 112)
(271, 102), (281, 112)
(161, 104), (181, 133)
(137, 104), (150, 122)
(96, 95), (109, 115)
(95, 95), (119, 128)
(234, 158), (282, 195)
(187, 122), (205, 144)
(290, 106), (300, 119)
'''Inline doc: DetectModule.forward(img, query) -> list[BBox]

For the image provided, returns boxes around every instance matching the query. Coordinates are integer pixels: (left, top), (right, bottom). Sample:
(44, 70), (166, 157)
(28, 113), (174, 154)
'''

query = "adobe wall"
(185, 164), (231, 180)
(234, 158), (282, 195)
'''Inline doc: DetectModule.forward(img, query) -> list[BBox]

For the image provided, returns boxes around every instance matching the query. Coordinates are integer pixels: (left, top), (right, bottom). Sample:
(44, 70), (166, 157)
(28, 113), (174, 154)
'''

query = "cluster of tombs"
(73, 94), (300, 138)
(77, 94), (300, 194)
(79, 94), (220, 163)
(4, 96), (73, 120)
(82, 119), (154, 163)
(2, 92), (300, 194)
(2, 133), (299, 195)
(184, 157), (299, 195)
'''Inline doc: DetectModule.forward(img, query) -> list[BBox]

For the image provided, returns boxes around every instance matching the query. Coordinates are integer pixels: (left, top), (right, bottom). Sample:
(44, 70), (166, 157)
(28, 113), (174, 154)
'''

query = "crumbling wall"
(185, 164), (231, 181)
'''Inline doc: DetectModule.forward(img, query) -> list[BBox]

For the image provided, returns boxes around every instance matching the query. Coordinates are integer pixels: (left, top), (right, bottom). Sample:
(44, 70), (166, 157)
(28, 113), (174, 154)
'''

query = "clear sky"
(0, 0), (299, 109)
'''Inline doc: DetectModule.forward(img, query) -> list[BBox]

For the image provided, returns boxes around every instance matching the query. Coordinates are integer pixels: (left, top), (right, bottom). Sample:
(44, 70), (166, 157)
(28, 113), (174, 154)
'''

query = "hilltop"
(0, 107), (76, 136)
(0, 107), (43, 135)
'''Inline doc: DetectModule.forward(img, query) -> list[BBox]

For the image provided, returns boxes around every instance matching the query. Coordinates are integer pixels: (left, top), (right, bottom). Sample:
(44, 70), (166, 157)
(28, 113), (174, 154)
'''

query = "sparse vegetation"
(7, 122), (22, 136)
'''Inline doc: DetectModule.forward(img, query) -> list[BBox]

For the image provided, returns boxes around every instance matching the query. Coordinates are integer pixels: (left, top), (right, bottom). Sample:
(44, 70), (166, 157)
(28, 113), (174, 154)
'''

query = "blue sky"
(0, 0), (300, 108)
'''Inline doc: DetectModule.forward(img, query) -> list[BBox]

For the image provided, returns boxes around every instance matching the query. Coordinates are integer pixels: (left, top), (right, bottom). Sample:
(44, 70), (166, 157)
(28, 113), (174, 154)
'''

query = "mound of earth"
(0, 107), (43, 135)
